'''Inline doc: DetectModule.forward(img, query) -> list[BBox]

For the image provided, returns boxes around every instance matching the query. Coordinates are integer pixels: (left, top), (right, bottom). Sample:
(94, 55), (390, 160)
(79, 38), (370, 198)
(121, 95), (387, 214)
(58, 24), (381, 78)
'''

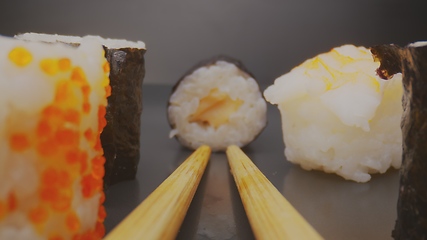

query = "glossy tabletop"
(104, 84), (399, 240)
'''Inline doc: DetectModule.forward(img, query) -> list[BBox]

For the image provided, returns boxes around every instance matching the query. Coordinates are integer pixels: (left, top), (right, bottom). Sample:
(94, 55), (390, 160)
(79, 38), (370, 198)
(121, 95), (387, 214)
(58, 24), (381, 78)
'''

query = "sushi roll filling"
(188, 88), (243, 128)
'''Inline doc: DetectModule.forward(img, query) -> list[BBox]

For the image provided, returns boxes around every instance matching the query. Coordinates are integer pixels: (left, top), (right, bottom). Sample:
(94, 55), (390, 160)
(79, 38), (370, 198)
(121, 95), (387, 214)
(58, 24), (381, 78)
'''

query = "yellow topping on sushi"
(189, 88), (243, 128)
(40, 58), (72, 75)
(71, 66), (87, 84)
(8, 46), (32, 66)
(103, 61), (110, 73)
(58, 58), (71, 72)
(40, 59), (60, 75)
(302, 46), (381, 93)
(263, 44), (403, 182)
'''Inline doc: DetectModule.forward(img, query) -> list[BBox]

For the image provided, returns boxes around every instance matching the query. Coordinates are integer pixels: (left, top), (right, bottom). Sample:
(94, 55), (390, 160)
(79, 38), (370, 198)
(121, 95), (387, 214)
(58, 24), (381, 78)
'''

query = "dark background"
(1, 0), (426, 85)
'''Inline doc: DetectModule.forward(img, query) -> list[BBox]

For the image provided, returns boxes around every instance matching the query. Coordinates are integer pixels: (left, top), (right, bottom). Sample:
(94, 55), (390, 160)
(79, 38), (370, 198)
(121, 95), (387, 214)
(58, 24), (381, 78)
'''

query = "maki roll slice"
(16, 33), (146, 187)
(372, 42), (427, 239)
(0, 36), (108, 239)
(264, 45), (403, 182)
(168, 56), (267, 151)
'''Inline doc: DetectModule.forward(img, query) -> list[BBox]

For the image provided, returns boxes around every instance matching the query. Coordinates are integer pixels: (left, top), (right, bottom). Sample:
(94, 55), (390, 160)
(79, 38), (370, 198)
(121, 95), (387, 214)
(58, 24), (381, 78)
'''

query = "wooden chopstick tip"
(226, 145), (240, 153)
(198, 145), (211, 153)
(193, 145), (212, 158)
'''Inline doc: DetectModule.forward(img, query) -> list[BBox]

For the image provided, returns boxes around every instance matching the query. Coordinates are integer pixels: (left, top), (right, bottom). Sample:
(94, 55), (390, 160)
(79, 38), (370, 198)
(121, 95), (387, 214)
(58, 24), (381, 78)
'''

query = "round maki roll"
(168, 56), (267, 152)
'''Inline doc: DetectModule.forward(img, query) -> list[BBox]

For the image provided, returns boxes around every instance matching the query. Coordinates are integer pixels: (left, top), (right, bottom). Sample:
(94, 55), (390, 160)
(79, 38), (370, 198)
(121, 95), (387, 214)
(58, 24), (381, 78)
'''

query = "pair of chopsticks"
(104, 145), (323, 240)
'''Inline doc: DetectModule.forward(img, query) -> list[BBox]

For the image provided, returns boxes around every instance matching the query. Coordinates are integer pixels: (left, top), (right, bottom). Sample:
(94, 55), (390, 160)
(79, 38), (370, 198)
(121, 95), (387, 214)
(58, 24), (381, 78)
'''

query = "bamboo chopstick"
(226, 145), (323, 240)
(104, 145), (211, 240)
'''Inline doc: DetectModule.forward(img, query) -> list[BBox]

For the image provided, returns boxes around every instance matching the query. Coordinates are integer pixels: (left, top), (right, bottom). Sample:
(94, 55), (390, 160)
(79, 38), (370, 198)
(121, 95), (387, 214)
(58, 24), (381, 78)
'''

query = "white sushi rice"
(16, 32), (146, 50)
(0, 36), (107, 239)
(168, 60), (267, 151)
(408, 41), (427, 48)
(264, 45), (403, 182)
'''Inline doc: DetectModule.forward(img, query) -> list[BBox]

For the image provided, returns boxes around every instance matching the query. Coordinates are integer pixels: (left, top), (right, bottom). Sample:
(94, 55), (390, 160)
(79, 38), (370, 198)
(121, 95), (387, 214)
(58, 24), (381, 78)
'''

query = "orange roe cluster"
(3, 46), (110, 240)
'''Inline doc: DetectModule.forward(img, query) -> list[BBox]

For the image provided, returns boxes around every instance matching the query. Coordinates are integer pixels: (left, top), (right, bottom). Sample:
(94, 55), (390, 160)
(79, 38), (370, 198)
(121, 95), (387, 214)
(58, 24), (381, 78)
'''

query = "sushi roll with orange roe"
(0, 36), (109, 239)
(16, 33), (146, 187)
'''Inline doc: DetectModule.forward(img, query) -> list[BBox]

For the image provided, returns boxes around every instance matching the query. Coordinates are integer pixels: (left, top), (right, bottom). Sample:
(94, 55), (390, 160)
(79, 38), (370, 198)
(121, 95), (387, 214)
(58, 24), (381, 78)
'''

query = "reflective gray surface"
(104, 84), (398, 240)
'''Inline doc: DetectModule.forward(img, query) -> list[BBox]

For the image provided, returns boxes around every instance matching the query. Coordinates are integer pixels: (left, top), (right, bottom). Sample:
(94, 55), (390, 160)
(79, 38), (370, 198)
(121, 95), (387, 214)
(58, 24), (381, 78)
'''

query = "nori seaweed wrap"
(15, 33), (146, 187)
(372, 42), (427, 239)
(101, 46), (145, 187)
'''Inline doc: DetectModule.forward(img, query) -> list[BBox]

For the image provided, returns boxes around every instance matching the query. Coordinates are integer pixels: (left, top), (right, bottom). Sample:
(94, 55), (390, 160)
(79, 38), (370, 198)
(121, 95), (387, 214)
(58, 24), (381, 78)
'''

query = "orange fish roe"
(40, 59), (59, 76)
(51, 193), (72, 212)
(65, 150), (80, 165)
(37, 139), (58, 157)
(98, 192), (105, 204)
(95, 221), (105, 238)
(37, 120), (52, 137)
(71, 67), (87, 84)
(40, 187), (60, 202)
(55, 128), (79, 146)
(91, 156), (105, 180)
(2, 41), (109, 239)
(102, 61), (110, 73)
(92, 155), (106, 166)
(82, 102), (91, 114)
(42, 168), (60, 186)
(40, 168), (74, 210)
(97, 206), (106, 222)
(7, 192), (17, 211)
(48, 234), (65, 240)
(58, 58), (71, 72)
(0, 201), (6, 220)
(105, 85), (112, 97)
(42, 105), (63, 118)
(81, 175), (102, 198)
(28, 205), (49, 225)
(97, 106), (107, 131)
(8, 46), (32, 66)
(9, 133), (30, 152)
(94, 138), (103, 152)
(57, 170), (72, 188)
(65, 211), (81, 233)
(63, 109), (81, 125)
(79, 153), (89, 174)
(91, 164), (104, 180)
(81, 85), (91, 98)
(84, 128), (94, 141)
(55, 80), (74, 104)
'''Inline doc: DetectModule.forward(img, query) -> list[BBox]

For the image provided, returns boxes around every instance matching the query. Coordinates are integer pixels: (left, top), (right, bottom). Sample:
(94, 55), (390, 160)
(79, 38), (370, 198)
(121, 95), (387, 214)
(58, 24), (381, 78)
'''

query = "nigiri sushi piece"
(0, 36), (109, 239)
(264, 45), (403, 182)
(168, 56), (267, 152)
(16, 33), (146, 187)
